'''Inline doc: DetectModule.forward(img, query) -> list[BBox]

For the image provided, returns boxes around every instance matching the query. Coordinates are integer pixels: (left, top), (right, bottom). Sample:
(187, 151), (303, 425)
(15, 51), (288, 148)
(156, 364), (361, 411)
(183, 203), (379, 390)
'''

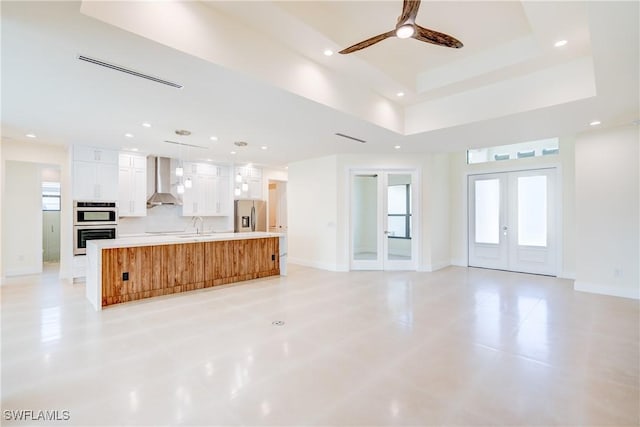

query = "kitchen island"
(86, 232), (286, 310)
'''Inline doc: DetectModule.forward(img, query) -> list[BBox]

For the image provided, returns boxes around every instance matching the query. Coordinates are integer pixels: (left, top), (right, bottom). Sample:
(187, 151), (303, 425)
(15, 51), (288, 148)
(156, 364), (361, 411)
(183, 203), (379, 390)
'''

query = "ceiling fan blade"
(414, 25), (463, 48)
(397, 0), (421, 25)
(339, 30), (396, 54)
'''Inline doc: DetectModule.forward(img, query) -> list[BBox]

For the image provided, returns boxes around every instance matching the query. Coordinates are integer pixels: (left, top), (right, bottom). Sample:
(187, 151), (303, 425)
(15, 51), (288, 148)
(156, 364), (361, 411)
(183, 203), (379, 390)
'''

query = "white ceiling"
(1, 1), (638, 168)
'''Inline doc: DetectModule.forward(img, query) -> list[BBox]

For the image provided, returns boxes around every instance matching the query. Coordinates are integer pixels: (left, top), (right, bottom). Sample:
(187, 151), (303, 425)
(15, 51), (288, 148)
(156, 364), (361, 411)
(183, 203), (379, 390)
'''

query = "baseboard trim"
(450, 258), (467, 267)
(558, 271), (576, 280)
(288, 257), (338, 272)
(416, 261), (450, 272)
(574, 281), (640, 300)
(5, 267), (42, 277)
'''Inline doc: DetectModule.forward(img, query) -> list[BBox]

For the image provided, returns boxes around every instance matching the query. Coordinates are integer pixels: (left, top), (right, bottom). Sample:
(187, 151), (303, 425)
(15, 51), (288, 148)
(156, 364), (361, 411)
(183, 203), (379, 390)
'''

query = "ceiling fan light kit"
(339, 0), (463, 54)
(396, 24), (415, 39)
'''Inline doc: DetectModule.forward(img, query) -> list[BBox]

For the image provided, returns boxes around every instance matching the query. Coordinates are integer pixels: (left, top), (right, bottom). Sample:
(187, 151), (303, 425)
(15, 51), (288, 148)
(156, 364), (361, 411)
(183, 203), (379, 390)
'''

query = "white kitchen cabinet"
(234, 166), (263, 200)
(118, 153), (147, 217)
(182, 162), (230, 216)
(72, 145), (119, 201)
(74, 146), (119, 164)
(73, 161), (119, 201)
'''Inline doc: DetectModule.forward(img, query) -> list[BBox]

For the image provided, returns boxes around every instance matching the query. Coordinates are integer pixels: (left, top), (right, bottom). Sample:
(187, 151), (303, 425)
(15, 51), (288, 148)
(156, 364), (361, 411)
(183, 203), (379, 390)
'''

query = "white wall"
(574, 125), (639, 299)
(426, 154), (452, 270)
(0, 141), (3, 281)
(448, 136), (576, 278)
(1, 140), (71, 280)
(3, 161), (42, 275)
(287, 155), (338, 270)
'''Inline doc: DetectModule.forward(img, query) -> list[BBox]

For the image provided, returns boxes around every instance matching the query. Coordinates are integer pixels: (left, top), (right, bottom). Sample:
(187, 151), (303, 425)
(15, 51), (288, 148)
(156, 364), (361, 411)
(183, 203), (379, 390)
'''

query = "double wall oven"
(73, 201), (118, 255)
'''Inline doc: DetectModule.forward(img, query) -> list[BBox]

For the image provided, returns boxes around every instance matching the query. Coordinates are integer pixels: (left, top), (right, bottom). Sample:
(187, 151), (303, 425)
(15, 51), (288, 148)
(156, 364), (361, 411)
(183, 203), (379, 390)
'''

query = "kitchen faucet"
(192, 216), (203, 235)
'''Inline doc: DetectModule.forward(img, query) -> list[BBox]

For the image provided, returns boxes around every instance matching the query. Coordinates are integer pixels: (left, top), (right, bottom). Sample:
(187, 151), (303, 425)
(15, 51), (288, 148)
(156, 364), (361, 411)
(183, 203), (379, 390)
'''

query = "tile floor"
(1, 264), (639, 426)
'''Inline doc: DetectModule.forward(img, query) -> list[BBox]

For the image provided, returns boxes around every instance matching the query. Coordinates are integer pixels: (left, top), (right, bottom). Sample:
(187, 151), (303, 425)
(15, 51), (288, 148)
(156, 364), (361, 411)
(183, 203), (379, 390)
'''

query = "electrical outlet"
(614, 268), (622, 278)
(122, 272), (129, 281)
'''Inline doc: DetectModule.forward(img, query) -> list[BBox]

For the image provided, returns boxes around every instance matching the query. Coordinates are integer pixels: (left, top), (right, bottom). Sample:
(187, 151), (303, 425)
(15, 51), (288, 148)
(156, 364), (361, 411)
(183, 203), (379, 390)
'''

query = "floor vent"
(77, 55), (183, 89)
(335, 132), (366, 143)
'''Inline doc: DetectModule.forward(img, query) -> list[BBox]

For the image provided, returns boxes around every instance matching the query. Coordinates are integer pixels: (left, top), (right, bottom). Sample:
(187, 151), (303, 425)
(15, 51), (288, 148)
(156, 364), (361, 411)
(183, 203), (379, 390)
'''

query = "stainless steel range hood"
(147, 156), (181, 207)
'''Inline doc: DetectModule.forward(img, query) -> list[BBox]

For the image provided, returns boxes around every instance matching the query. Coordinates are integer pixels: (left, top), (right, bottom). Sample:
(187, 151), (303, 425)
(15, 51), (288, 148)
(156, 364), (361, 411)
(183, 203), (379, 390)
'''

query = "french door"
(350, 170), (417, 270)
(468, 168), (557, 276)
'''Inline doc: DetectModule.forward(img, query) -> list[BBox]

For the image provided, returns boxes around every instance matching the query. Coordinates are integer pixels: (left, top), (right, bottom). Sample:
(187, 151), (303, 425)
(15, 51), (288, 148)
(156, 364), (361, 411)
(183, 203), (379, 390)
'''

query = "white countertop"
(88, 231), (285, 250)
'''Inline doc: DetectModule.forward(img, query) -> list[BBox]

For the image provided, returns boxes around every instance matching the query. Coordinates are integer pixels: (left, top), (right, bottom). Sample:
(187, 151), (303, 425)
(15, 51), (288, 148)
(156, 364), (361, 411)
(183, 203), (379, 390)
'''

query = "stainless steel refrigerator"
(234, 199), (266, 232)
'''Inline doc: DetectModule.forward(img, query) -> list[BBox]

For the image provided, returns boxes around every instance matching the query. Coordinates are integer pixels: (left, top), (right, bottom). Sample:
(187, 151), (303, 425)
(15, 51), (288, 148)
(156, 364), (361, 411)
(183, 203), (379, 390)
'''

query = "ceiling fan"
(339, 0), (463, 54)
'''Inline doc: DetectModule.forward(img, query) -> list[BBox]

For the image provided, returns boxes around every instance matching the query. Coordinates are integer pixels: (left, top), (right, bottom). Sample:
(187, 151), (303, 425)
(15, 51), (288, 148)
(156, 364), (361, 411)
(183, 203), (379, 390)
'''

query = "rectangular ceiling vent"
(164, 140), (207, 149)
(77, 55), (183, 89)
(335, 132), (366, 143)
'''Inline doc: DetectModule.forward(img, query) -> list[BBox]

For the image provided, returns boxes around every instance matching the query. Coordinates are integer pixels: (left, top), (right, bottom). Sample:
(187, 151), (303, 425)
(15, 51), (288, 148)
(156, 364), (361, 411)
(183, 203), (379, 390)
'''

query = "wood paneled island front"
(85, 232), (286, 310)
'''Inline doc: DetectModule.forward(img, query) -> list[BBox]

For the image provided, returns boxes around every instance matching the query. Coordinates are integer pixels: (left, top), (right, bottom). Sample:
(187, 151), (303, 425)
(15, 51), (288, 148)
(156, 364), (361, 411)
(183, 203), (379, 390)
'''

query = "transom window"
(467, 138), (559, 164)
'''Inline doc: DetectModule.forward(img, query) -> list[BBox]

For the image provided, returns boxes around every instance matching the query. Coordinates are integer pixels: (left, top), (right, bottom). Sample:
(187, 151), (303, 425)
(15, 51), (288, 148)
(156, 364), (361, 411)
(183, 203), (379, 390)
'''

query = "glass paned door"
(468, 168), (557, 275)
(351, 171), (417, 270)
(352, 174), (379, 263)
(385, 174), (413, 268)
(508, 169), (556, 275)
(468, 174), (508, 270)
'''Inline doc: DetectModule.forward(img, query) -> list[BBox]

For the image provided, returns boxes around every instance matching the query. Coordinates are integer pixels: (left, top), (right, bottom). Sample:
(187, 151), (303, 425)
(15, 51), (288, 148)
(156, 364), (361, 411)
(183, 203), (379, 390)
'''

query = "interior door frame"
(466, 165), (562, 276)
(348, 168), (420, 271)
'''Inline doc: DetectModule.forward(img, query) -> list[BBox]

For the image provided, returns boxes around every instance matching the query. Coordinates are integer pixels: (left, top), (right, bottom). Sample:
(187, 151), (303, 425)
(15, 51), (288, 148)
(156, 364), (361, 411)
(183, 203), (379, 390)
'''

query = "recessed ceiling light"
(125, 133), (134, 138)
(590, 120), (601, 126)
(25, 133), (36, 138)
(230, 151), (237, 155)
(554, 39), (568, 47)
(210, 136), (218, 141)
(323, 49), (334, 57)
(131, 148), (139, 152)
(261, 146), (268, 150)
(396, 92), (405, 97)
(142, 122), (151, 128)
(394, 145), (401, 149)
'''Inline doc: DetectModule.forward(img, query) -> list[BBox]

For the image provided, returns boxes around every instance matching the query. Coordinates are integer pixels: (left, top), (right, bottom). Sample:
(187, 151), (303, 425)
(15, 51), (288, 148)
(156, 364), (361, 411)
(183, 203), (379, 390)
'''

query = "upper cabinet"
(234, 166), (263, 200)
(118, 153), (147, 217)
(72, 145), (119, 201)
(182, 162), (230, 217)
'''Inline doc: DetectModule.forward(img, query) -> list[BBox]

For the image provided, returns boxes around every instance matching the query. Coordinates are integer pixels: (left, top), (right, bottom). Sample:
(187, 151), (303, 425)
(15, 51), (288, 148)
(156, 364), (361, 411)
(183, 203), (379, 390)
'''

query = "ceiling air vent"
(335, 132), (366, 143)
(77, 55), (183, 89)
(164, 140), (207, 149)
